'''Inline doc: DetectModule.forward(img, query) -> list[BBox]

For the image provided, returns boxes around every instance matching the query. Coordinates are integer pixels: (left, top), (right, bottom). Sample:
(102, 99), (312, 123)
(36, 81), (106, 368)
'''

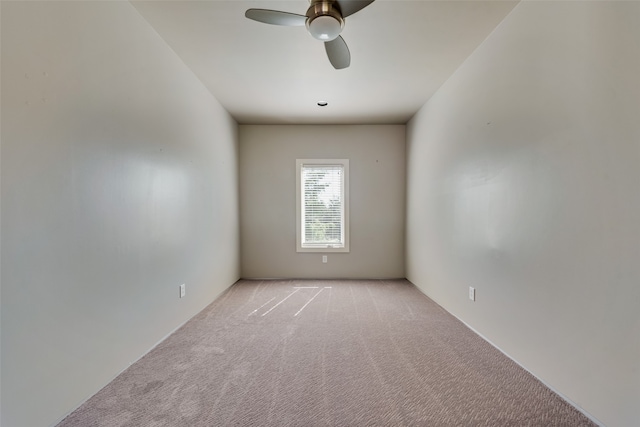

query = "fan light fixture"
(306, 15), (343, 41)
(244, 0), (377, 69)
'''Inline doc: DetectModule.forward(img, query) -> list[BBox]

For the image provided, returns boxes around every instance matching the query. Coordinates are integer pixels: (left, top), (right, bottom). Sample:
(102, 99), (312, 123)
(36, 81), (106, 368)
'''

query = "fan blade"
(245, 9), (306, 26)
(336, 0), (375, 18)
(325, 36), (351, 69)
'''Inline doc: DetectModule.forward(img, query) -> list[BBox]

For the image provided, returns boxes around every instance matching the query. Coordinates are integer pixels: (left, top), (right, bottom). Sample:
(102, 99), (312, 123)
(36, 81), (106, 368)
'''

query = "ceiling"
(132, 0), (518, 124)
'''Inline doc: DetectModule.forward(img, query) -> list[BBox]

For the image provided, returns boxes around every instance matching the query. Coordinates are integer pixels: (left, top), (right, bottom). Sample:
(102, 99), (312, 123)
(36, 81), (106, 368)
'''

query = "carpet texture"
(58, 279), (595, 426)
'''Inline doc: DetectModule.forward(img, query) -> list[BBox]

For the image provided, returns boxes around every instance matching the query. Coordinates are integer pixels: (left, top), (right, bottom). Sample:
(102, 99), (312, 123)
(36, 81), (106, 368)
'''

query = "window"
(296, 159), (349, 252)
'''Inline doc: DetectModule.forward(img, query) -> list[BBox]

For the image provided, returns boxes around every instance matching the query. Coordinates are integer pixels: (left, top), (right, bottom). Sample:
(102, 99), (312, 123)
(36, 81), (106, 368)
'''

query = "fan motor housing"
(305, 0), (344, 41)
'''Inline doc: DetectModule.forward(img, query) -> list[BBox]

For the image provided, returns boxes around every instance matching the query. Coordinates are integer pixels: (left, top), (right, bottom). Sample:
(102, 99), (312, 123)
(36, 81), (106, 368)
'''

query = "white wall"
(1, 2), (240, 426)
(406, 2), (640, 426)
(240, 125), (405, 279)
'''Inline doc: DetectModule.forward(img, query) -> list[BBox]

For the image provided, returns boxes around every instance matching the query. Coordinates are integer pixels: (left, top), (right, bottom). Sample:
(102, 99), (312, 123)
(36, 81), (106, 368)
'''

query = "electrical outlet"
(180, 284), (186, 298)
(469, 286), (476, 301)
(322, 255), (328, 263)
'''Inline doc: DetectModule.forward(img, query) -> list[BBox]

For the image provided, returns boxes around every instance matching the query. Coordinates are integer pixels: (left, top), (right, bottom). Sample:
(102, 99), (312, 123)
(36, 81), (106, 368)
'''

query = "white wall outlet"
(180, 284), (186, 298)
(322, 255), (328, 263)
(469, 286), (476, 301)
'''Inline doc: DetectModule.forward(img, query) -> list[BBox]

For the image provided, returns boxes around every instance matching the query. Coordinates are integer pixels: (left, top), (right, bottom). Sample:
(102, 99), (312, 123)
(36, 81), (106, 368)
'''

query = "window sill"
(297, 246), (350, 253)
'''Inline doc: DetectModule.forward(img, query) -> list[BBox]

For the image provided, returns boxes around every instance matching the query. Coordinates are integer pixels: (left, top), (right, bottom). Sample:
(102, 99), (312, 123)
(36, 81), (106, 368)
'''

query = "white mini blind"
(301, 163), (345, 248)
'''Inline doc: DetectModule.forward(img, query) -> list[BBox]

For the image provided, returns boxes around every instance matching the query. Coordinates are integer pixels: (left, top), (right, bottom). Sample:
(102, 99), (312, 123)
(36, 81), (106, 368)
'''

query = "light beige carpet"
(58, 279), (595, 426)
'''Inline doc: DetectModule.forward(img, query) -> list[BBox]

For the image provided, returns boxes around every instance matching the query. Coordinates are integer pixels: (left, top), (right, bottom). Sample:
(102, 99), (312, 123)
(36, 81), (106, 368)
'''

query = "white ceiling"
(132, 0), (518, 124)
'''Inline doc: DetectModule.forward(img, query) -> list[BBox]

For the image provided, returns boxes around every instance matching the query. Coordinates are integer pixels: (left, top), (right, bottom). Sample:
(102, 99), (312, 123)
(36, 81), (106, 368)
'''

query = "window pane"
(296, 159), (349, 253)
(302, 165), (343, 247)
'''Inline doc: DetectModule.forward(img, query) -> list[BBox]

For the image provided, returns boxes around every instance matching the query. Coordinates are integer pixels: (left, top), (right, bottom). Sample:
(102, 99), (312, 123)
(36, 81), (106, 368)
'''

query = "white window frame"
(296, 159), (349, 253)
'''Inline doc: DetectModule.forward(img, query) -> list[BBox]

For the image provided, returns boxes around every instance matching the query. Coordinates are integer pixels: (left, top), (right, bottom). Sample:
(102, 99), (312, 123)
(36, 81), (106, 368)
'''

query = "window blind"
(301, 164), (344, 248)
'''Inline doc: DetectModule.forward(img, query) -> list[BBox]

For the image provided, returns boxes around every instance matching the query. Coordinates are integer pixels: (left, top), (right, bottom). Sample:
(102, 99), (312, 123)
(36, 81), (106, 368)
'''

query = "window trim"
(296, 159), (350, 253)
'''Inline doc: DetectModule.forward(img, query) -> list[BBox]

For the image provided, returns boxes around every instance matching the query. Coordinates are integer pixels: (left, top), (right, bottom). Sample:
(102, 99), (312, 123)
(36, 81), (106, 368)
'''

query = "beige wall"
(406, 2), (640, 426)
(240, 125), (405, 279)
(1, 2), (240, 426)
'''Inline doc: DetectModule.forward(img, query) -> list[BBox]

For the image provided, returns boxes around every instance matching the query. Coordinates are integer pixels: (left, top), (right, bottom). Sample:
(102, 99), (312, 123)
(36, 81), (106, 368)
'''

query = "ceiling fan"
(245, 0), (376, 69)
